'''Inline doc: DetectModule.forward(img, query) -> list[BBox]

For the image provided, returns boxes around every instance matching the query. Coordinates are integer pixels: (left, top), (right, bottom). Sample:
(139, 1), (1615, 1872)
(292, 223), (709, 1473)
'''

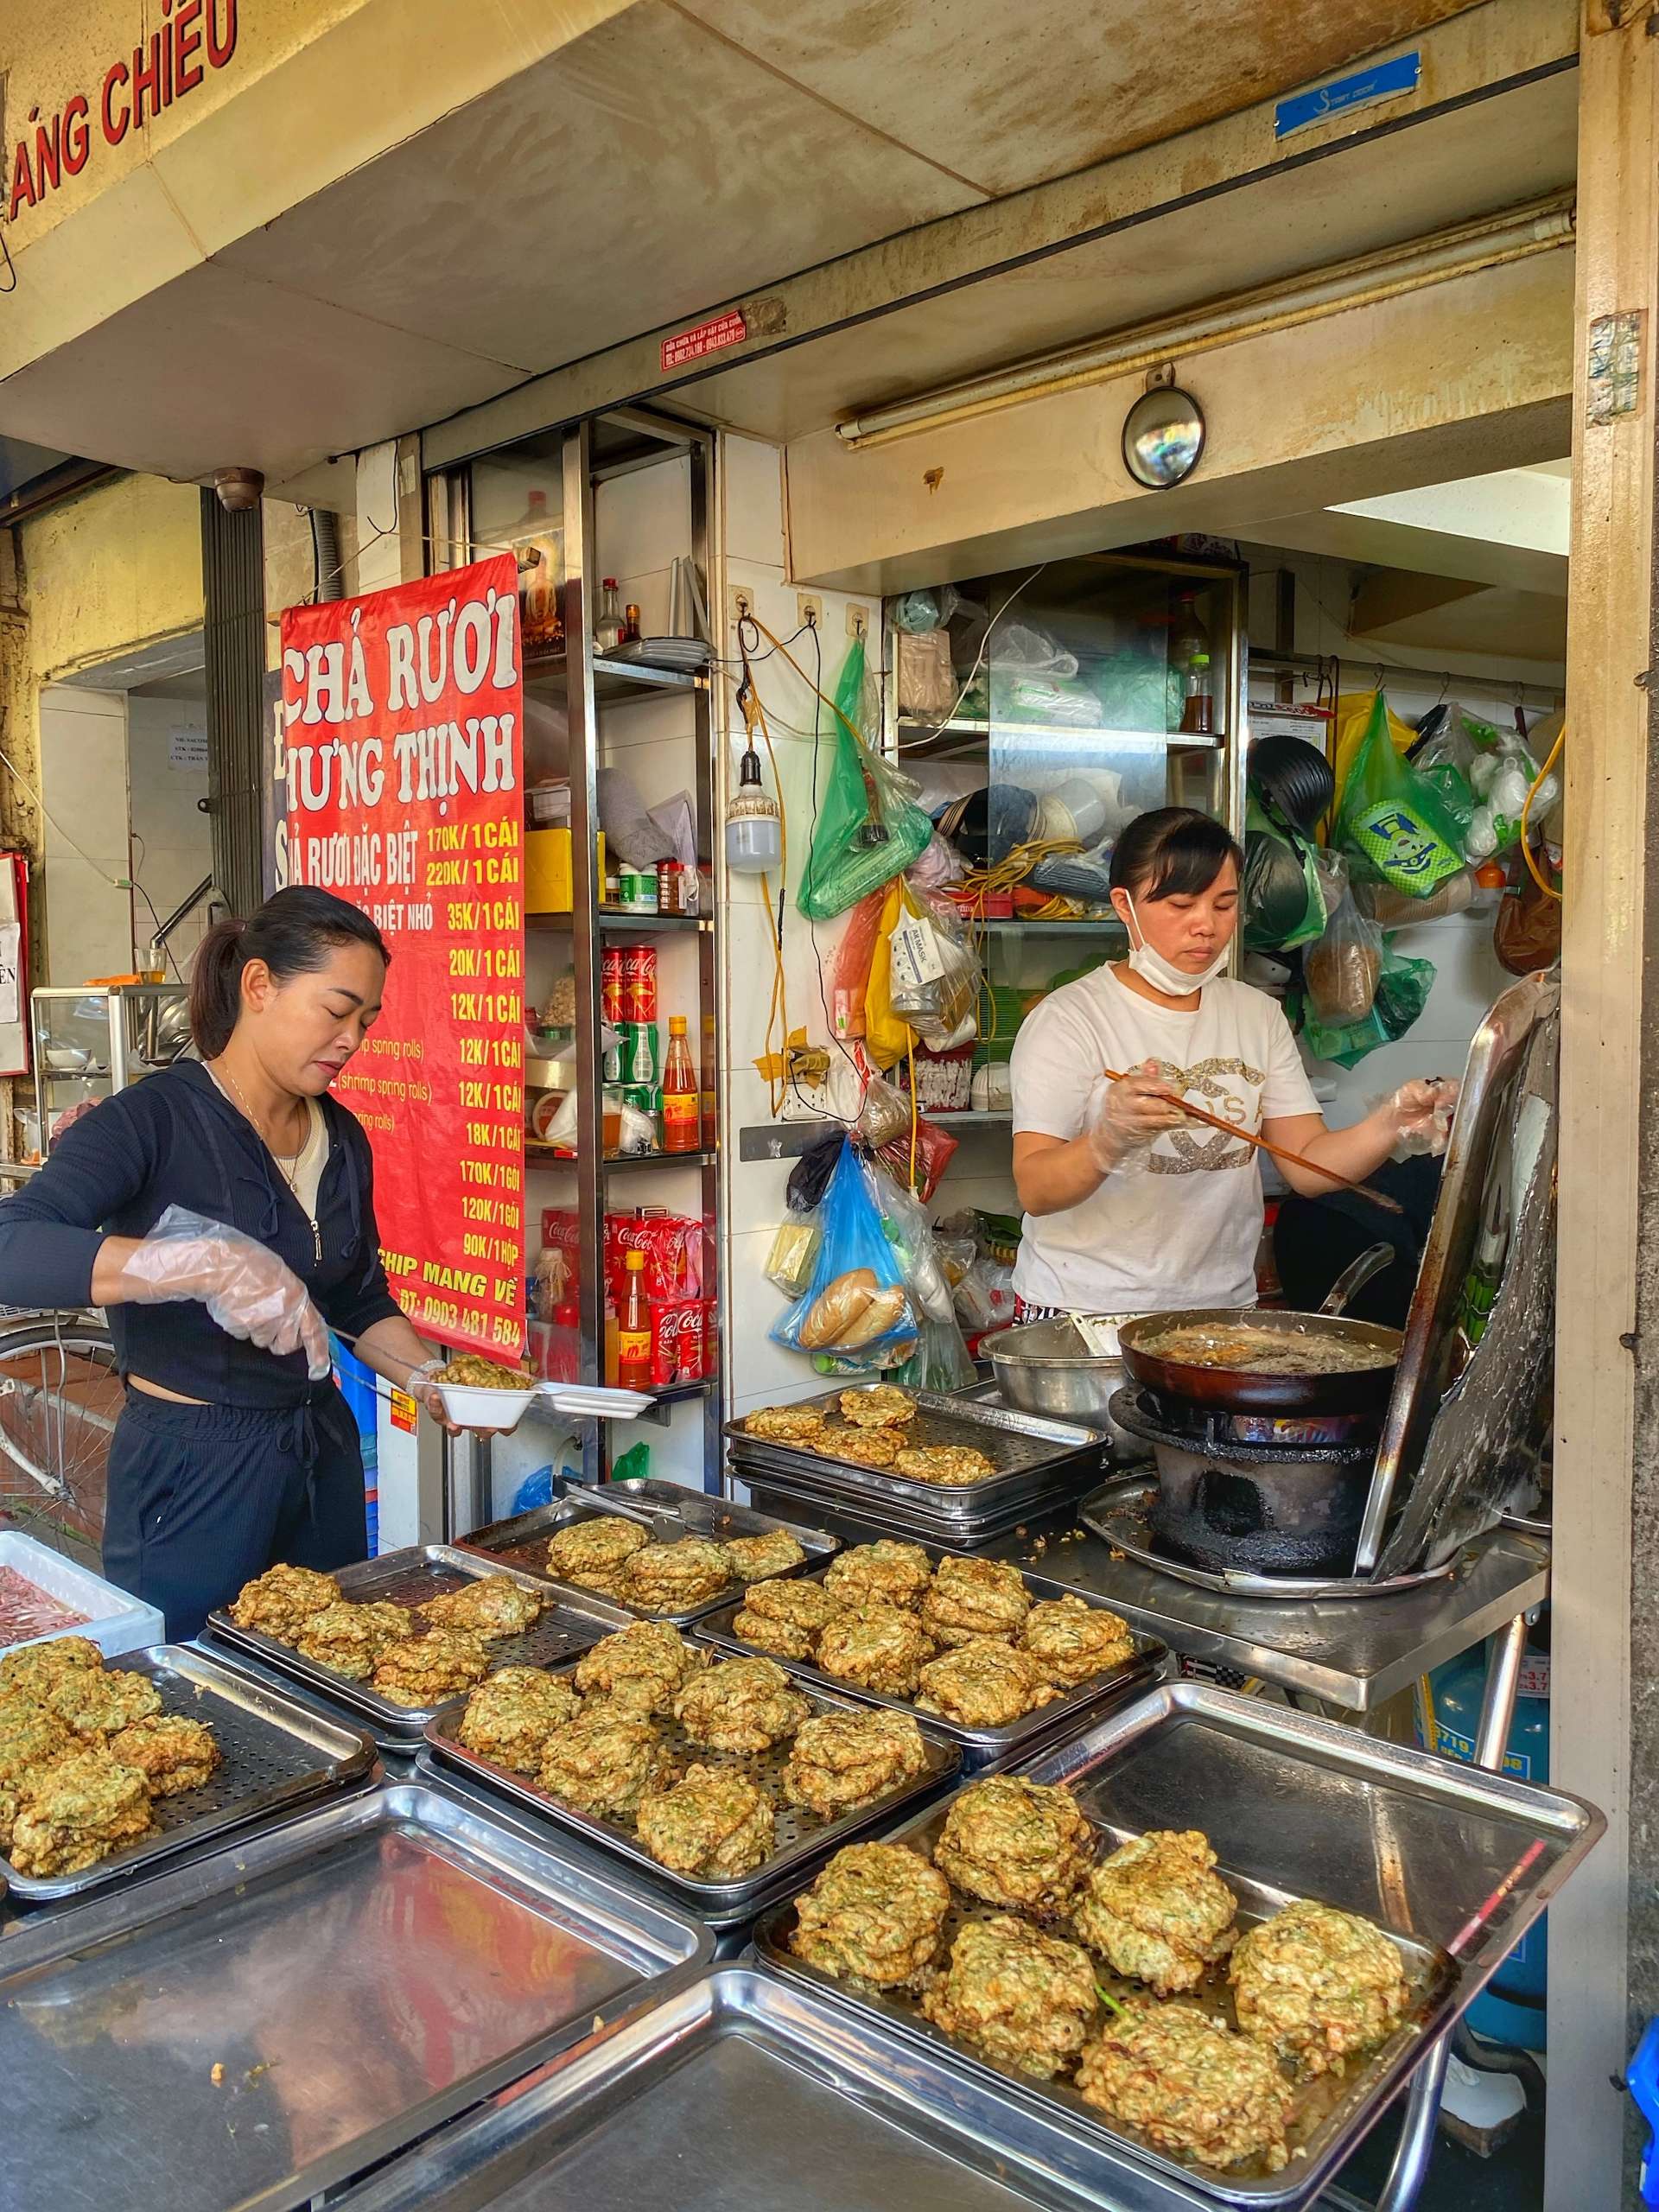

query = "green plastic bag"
(1336, 693), (1466, 897)
(1300, 942), (1436, 1067)
(798, 638), (933, 921)
(1243, 796), (1328, 953)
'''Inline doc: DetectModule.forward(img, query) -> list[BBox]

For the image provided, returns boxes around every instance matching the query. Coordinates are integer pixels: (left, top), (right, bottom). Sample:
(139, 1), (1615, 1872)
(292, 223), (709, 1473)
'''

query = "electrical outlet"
(846, 603), (870, 641)
(796, 592), (823, 632)
(729, 582), (756, 628)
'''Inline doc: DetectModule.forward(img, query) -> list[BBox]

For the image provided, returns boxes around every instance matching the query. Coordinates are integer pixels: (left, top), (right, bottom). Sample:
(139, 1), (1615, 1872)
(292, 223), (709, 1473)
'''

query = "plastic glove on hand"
(117, 1206), (332, 1380)
(1388, 1077), (1459, 1158)
(1084, 1060), (1185, 1173)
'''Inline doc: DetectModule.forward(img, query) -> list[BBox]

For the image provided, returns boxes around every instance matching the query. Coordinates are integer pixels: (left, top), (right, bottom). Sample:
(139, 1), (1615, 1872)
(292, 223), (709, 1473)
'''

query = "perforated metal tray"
(456, 1478), (838, 1624)
(696, 1548), (1166, 1770)
(736, 1461), (1101, 1547)
(204, 1545), (636, 1743)
(0, 1645), (375, 1903)
(424, 1655), (960, 1916)
(758, 1680), (1605, 2208)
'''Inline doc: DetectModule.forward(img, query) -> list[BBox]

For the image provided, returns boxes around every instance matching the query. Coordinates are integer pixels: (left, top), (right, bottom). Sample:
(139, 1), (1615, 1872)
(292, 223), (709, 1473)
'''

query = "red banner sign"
(281, 556), (526, 1359)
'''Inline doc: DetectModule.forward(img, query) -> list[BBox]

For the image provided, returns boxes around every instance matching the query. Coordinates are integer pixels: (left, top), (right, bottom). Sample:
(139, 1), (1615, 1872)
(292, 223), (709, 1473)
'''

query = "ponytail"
(188, 887), (390, 1057)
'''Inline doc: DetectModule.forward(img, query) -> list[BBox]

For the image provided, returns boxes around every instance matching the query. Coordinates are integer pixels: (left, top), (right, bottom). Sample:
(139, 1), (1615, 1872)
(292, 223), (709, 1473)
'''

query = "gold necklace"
(216, 1063), (323, 1264)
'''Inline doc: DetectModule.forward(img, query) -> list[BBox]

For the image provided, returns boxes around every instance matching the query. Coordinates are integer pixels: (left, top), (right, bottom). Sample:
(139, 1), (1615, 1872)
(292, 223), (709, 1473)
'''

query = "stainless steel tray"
(424, 1655), (961, 1916)
(758, 1679), (1605, 2209)
(333, 1962), (1177, 2212)
(696, 1548), (1166, 1771)
(0, 1644), (375, 1904)
(728, 1384), (1108, 1505)
(456, 1477), (839, 1624)
(0, 1777), (711, 2212)
(735, 1460), (1099, 1545)
(204, 1544), (636, 1743)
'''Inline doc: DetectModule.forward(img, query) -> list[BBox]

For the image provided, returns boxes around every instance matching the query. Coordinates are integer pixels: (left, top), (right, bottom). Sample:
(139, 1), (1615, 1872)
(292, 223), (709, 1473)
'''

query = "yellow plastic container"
(526, 829), (605, 913)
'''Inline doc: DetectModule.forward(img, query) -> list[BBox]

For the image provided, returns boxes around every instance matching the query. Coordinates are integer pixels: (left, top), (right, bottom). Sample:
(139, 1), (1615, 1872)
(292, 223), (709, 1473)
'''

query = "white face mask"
(1124, 893), (1230, 995)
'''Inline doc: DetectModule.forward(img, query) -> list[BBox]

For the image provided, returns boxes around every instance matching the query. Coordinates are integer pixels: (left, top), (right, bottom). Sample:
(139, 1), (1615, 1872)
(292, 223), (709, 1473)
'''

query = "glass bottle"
(1172, 590), (1215, 736)
(616, 1249), (652, 1391)
(661, 1015), (698, 1154)
(621, 601), (642, 646)
(594, 579), (625, 654)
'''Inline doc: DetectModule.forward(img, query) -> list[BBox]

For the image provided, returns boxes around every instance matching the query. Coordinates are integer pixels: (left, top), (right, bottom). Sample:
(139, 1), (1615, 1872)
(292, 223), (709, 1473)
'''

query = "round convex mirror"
(1122, 386), (1206, 489)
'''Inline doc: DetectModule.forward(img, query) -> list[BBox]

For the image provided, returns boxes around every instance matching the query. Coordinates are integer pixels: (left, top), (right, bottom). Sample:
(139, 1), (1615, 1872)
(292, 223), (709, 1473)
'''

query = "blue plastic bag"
(771, 1138), (916, 1364)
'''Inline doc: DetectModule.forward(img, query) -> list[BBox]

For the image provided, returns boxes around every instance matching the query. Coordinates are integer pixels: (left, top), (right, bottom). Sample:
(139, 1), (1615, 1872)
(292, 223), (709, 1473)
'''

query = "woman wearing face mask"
(1010, 808), (1451, 1320)
(0, 887), (471, 1637)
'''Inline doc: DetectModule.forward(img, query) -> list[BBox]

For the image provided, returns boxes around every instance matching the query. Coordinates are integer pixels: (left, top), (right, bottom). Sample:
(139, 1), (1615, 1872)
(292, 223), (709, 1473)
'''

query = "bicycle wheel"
(0, 1320), (119, 1555)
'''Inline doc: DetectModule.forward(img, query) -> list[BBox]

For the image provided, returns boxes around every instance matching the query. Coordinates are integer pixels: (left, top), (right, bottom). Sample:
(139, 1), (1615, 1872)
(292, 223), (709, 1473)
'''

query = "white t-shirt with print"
(1009, 967), (1320, 1313)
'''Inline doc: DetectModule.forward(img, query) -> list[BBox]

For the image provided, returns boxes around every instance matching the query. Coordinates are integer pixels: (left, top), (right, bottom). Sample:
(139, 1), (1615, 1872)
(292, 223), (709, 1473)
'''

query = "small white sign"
(168, 725), (208, 772)
(0, 922), (21, 1027)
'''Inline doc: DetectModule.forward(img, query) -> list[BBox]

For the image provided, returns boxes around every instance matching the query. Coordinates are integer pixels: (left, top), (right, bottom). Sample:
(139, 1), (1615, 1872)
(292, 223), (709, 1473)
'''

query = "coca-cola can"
(620, 943), (658, 1024)
(601, 947), (625, 1025)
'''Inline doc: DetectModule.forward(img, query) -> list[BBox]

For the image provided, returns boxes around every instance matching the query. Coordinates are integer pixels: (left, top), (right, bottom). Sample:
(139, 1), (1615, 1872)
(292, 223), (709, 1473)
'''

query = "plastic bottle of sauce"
(617, 1249), (652, 1390)
(661, 1015), (699, 1154)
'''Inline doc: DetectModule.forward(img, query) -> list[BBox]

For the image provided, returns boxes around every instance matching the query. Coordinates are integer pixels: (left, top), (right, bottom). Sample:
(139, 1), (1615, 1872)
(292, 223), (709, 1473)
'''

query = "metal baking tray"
(759, 1679), (1605, 2209)
(456, 1478), (839, 1624)
(204, 1544), (636, 1744)
(734, 1460), (1100, 1547)
(696, 1548), (1166, 1771)
(0, 1645), (376, 1904)
(424, 1654), (961, 1917)
(728, 1384), (1109, 1507)
(332, 1962), (1177, 2212)
(0, 1777), (711, 2212)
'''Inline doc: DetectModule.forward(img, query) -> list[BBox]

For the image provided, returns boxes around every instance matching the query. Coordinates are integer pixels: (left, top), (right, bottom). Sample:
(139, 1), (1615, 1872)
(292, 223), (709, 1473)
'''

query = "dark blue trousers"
(101, 1387), (368, 1640)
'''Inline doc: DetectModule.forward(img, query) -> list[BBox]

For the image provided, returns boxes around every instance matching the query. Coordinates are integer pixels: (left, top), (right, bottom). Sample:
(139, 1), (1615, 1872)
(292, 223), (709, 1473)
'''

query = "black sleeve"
(316, 1124), (404, 1342)
(0, 1090), (164, 1309)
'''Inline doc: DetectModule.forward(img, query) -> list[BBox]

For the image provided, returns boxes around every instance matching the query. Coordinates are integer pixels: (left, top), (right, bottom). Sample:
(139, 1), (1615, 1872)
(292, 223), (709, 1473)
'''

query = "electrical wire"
(1519, 723), (1565, 901)
(895, 565), (1049, 750)
(0, 733), (130, 893)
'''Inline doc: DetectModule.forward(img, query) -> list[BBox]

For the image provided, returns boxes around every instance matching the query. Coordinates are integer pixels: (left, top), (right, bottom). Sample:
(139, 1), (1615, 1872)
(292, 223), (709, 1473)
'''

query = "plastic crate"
(0, 1531), (163, 1659)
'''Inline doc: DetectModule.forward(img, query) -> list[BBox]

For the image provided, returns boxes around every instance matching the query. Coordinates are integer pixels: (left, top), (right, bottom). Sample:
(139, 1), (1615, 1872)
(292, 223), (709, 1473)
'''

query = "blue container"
(332, 1337), (381, 1556)
(1415, 1630), (1551, 2048)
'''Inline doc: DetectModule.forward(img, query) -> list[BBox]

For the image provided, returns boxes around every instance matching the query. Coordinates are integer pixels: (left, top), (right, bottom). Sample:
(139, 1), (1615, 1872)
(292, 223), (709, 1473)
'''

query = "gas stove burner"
(1109, 1389), (1376, 1579)
(1135, 1387), (1378, 1452)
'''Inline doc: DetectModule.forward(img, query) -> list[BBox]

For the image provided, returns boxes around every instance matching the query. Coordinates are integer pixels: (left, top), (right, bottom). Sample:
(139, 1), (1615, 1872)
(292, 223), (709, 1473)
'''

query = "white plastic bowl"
(437, 1382), (539, 1433)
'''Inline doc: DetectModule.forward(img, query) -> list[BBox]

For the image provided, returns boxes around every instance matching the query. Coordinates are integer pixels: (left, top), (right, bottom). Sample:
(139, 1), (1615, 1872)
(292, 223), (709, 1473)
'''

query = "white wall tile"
(721, 435), (787, 569)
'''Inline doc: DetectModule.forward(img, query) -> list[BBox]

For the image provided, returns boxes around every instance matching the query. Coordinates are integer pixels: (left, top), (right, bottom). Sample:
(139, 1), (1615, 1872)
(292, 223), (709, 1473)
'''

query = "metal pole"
(1371, 1612), (1531, 2212)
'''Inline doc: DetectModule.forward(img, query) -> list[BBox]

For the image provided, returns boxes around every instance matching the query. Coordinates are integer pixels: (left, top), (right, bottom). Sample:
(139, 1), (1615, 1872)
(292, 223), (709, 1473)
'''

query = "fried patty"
(893, 1445), (995, 1485)
(572, 1620), (707, 1714)
(933, 1776), (1096, 1915)
(791, 1842), (952, 1986)
(370, 1629), (491, 1707)
(741, 1578), (845, 1633)
(457, 1666), (582, 1773)
(916, 1638), (1061, 1728)
(0, 1697), (74, 1789)
(814, 1427), (900, 1470)
(45, 1667), (162, 1739)
(107, 1715), (220, 1797)
(823, 1541), (932, 1611)
(731, 1605), (815, 1661)
(634, 1763), (776, 1878)
(1020, 1597), (1135, 1688)
(537, 1711), (678, 1817)
(817, 1604), (935, 1697)
(782, 1709), (929, 1815)
(294, 1601), (415, 1681)
(543, 1515), (652, 1588)
(617, 1538), (734, 1613)
(922, 1915), (1098, 2079)
(742, 1403), (829, 1442)
(228, 1565), (341, 1641)
(919, 1557), (1031, 1648)
(672, 1656), (810, 1753)
(1229, 1900), (1410, 2079)
(1076, 2000), (1294, 2171)
(0, 1636), (104, 1700)
(723, 1529), (808, 1584)
(1073, 1829), (1239, 1997)
(838, 1385), (917, 1430)
(421, 1575), (544, 1640)
(10, 1749), (154, 1878)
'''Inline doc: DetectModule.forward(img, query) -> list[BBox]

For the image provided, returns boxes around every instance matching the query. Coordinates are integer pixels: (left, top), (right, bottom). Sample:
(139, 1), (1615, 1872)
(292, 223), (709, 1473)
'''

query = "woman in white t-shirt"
(1009, 808), (1451, 1318)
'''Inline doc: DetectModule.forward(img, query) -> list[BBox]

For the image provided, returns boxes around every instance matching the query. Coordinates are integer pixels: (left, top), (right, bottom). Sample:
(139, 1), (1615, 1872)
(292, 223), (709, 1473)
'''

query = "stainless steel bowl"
(980, 1315), (1139, 1456)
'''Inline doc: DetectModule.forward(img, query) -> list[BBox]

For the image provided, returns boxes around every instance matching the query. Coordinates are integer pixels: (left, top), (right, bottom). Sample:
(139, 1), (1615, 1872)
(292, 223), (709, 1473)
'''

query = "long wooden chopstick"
(1101, 1066), (1405, 1216)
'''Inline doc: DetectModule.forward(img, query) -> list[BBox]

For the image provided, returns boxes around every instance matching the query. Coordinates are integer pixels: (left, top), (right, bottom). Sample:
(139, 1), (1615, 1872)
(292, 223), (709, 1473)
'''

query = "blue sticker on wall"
(1275, 52), (1421, 138)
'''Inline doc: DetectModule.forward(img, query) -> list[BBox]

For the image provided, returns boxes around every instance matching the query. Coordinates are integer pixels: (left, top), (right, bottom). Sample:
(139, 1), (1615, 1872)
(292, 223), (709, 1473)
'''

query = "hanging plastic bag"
(863, 883), (918, 1069)
(1330, 690), (1416, 835)
(1300, 943), (1436, 1066)
(872, 1170), (976, 1393)
(887, 887), (981, 1051)
(1304, 890), (1382, 1027)
(799, 638), (933, 921)
(1493, 845), (1562, 975)
(771, 1139), (915, 1360)
(877, 1113), (959, 1205)
(830, 887), (889, 1041)
(1242, 795), (1328, 953)
(1335, 693), (1467, 896)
